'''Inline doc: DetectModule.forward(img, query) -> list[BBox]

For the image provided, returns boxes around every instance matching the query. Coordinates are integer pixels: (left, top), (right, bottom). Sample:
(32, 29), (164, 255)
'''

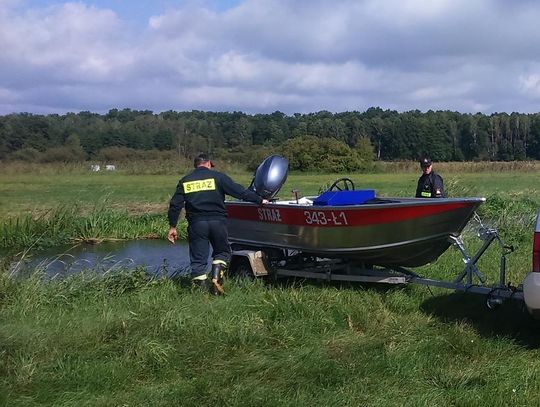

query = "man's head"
(194, 153), (215, 168)
(419, 157), (432, 174)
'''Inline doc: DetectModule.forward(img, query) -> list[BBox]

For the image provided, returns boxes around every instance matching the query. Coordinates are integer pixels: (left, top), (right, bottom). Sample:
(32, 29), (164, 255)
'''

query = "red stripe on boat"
(226, 202), (473, 227)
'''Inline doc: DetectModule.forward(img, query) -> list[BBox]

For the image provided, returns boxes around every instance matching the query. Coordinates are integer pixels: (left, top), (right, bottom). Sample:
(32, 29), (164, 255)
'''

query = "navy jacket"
(168, 167), (262, 226)
(415, 171), (445, 198)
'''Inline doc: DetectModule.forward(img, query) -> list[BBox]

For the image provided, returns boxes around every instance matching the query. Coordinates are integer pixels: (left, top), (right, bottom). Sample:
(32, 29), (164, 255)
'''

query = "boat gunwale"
(225, 196), (486, 211)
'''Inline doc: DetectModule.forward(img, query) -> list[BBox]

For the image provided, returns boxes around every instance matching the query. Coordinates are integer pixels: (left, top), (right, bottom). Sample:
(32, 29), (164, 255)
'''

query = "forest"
(1, 107), (540, 171)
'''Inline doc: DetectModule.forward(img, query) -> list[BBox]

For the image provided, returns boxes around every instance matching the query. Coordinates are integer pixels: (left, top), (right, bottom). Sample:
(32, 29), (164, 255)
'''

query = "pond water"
(9, 239), (197, 279)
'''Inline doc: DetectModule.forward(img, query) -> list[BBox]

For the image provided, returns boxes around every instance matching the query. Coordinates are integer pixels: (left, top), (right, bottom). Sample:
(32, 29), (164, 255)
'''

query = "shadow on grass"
(420, 292), (540, 349)
(265, 275), (405, 294)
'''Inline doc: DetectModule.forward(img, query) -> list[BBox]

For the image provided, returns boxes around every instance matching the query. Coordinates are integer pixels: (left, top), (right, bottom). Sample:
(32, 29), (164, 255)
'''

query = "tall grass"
(4, 159), (540, 176)
(2, 268), (540, 406)
(2, 167), (540, 405)
(0, 203), (187, 251)
(376, 160), (540, 173)
(0, 157), (255, 177)
(0, 161), (92, 176)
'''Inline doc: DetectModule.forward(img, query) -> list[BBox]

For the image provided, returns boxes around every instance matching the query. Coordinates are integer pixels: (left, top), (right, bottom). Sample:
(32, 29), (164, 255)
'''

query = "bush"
(95, 147), (180, 163)
(281, 135), (374, 172)
(7, 148), (42, 162)
(96, 147), (141, 162)
(40, 146), (87, 163)
(215, 146), (276, 172)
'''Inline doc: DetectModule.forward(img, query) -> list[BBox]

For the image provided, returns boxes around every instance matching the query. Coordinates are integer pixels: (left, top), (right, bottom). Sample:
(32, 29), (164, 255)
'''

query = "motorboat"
(226, 155), (484, 267)
(226, 194), (484, 267)
(225, 155), (540, 318)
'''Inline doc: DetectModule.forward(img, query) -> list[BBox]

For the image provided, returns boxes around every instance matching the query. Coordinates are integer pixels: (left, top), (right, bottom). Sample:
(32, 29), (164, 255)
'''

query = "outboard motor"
(250, 155), (289, 200)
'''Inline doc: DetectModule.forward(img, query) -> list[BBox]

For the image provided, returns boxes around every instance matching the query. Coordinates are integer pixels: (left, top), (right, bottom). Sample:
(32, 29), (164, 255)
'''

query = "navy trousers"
(187, 219), (231, 278)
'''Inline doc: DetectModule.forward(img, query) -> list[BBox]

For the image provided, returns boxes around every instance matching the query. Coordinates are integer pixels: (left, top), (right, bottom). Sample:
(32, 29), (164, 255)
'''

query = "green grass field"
(1, 163), (538, 252)
(1, 165), (539, 216)
(1, 162), (540, 406)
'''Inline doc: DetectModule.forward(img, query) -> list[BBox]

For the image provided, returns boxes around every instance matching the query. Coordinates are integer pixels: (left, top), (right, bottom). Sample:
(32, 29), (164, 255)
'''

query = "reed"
(0, 157), (255, 177)
(0, 203), (188, 251)
(376, 160), (540, 173)
(0, 161), (91, 176)
(4, 159), (540, 177)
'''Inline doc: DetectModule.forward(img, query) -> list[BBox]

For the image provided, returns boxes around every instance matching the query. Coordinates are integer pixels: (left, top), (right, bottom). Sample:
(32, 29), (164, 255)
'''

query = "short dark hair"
(419, 157), (432, 167)
(194, 153), (214, 168)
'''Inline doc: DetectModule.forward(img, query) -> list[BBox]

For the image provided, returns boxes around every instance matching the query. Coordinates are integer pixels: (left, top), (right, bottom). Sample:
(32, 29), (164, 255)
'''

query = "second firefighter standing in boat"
(167, 153), (268, 295)
(415, 157), (445, 198)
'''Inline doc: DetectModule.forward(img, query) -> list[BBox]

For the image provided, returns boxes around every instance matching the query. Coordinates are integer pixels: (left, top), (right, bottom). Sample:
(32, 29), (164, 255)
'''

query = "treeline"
(1, 108), (540, 169)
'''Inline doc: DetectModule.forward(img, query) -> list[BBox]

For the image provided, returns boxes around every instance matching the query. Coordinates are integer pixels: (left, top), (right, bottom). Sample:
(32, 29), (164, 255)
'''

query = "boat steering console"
(328, 177), (355, 191)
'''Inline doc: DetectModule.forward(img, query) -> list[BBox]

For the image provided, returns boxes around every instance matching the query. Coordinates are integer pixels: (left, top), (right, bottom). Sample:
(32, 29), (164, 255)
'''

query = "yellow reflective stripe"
(421, 191), (431, 197)
(183, 178), (216, 193)
(212, 259), (227, 265)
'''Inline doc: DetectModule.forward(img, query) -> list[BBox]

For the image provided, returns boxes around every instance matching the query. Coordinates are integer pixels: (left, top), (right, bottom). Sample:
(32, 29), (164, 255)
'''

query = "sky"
(1, 0), (540, 116)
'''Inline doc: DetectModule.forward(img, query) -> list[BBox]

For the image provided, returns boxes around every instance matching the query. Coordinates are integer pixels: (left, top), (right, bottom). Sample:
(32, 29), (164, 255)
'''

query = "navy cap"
(420, 157), (432, 167)
(194, 153), (215, 168)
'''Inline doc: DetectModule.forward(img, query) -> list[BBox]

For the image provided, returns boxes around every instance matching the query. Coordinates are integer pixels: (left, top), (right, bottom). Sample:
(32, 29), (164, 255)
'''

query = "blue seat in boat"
(313, 190), (375, 206)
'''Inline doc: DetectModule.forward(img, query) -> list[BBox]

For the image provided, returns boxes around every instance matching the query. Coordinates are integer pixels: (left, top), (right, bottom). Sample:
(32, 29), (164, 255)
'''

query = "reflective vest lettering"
(183, 178), (216, 193)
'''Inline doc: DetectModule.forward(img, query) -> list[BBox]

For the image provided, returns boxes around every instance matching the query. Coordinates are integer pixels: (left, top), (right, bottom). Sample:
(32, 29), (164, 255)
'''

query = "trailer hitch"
(446, 216), (520, 309)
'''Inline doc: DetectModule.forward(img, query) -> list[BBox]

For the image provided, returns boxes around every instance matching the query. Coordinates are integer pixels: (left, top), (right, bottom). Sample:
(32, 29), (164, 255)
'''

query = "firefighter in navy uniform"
(415, 157), (445, 198)
(167, 153), (268, 295)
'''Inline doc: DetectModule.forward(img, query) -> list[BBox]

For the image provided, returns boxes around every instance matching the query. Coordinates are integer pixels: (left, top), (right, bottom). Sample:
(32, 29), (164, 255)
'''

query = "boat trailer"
(230, 222), (529, 312)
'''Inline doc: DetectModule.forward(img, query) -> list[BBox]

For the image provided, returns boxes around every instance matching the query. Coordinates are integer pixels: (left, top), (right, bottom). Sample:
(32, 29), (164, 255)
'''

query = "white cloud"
(0, 3), (135, 83)
(1, 0), (540, 114)
(520, 72), (540, 96)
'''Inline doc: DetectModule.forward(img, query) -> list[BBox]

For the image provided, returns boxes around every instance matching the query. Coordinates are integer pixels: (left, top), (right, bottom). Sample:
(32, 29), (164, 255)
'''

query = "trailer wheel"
(486, 295), (503, 310)
(229, 258), (255, 280)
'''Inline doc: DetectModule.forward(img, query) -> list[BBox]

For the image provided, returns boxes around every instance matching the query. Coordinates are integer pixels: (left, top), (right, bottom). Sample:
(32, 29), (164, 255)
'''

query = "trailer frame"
(229, 224), (523, 309)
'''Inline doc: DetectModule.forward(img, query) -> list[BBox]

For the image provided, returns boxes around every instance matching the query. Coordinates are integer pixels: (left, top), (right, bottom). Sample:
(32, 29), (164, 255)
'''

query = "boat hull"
(226, 197), (485, 267)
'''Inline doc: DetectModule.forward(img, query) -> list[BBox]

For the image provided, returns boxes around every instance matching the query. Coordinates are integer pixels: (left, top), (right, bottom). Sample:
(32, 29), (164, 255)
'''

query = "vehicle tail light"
(534, 214), (540, 272)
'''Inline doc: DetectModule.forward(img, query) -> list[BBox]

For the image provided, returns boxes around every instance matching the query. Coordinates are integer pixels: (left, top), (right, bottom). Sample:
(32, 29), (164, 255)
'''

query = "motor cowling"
(250, 155), (289, 200)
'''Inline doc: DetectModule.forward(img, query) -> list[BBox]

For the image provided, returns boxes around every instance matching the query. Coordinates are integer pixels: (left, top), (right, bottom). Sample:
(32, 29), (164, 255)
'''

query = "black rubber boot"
(210, 262), (227, 296)
(191, 275), (209, 292)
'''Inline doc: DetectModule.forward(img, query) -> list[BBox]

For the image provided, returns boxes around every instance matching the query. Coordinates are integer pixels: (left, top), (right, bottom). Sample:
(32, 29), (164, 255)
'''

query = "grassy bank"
(2, 269), (540, 406)
(2, 163), (540, 405)
(0, 164), (537, 291)
(0, 191), (537, 257)
(0, 204), (183, 252)
(1, 163), (539, 257)
(1, 160), (540, 217)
